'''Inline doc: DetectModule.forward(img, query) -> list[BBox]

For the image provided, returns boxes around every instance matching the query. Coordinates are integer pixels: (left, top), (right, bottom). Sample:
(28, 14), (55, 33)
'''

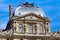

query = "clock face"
(15, 6), (46, 17)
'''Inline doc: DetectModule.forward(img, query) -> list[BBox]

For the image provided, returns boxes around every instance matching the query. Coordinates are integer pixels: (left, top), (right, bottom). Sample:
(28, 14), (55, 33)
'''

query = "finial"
(19, 2), (34, 7)
(30, 3), (34, 7)
(24, 2), (29, 7)
(25, 2), (28, 4)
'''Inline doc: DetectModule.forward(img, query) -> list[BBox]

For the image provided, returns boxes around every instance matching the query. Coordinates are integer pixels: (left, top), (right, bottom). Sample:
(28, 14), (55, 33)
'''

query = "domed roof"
(15, 2), (46, 17)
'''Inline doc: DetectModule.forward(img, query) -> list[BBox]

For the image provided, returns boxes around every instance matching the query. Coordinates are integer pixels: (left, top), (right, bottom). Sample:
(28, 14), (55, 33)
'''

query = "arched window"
(39, 25), (45, 34)
(29, 24), (33, 34)
(19, 24), (24, 33)
(29, 24), (36, 34)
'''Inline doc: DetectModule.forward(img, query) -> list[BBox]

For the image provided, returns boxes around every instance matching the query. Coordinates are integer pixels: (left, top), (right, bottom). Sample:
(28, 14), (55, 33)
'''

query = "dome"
(15, 2), (46, 17)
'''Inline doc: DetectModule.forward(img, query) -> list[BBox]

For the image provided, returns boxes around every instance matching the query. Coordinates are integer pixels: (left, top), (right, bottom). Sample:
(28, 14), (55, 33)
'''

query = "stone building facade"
(0, 2), (60, 40)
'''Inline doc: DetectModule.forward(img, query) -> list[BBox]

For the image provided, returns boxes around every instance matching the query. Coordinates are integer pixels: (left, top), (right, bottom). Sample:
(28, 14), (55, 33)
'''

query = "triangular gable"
(17, 13), (44, 20)
(12, 13), (50, 22)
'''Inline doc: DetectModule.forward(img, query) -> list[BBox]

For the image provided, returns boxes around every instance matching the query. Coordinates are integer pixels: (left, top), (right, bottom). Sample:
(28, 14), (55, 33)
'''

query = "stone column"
(16, 23), (19, 32)
(37, 24), (40, 35)
(12, 22), (16, 32)
(25, 24), (29, 34)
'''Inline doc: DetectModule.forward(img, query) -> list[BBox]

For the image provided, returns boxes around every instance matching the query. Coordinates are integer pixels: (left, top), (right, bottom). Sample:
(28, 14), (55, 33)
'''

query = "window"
(39, 25), (45, 34)
(29, 24), (33, 34)
(29, 24), (36, 34)
(39, 26), (43, 34)
(19, 24), (24, 33)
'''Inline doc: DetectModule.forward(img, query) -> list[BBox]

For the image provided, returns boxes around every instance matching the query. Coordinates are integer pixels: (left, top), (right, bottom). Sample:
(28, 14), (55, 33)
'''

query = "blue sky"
(0, 0), (60, 32)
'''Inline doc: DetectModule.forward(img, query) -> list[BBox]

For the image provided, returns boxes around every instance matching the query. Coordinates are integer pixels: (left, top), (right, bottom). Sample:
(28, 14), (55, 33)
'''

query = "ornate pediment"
(12, 13), (50, 22)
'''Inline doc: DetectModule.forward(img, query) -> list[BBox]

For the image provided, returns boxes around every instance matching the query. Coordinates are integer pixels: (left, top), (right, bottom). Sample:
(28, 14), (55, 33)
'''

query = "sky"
(0, 0), (60, 32)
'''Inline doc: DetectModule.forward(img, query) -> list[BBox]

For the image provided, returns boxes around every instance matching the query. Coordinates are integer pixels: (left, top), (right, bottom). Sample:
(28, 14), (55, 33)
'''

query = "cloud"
(0, 0), (5, 3)
(0, 22), (8, 29)
(40, 0), (60, 32)
(0, 16), (9, 29)
(0, 0), (10, 12)
(41, 4), (60, 20)
(0, 0), (9, 29)
(35, 0), (55, 4)
(51, 13), (60, 20)
(50, 21), (60, 31)
(51, 22), (60, 26)
(0, 4), (9, 12)
(46, 0), (55, 3)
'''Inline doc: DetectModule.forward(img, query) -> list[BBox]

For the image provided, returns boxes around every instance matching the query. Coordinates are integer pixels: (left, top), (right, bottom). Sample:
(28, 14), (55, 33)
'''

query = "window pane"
(39, 26), (43, 33)
(19, 24), (24, 33)
(29, 24), (36, 34)
(39, 26), (45, 34)
(29, 24), (33, 33)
